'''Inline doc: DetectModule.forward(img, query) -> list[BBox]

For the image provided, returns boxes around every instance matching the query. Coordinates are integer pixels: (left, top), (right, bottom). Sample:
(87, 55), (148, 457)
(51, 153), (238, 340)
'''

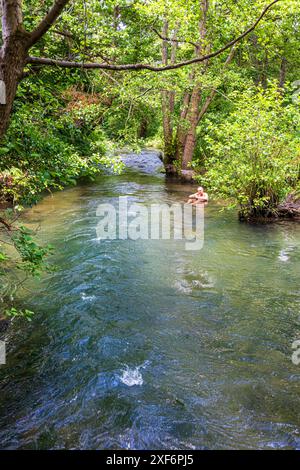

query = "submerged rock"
(120, 149), (164, 174)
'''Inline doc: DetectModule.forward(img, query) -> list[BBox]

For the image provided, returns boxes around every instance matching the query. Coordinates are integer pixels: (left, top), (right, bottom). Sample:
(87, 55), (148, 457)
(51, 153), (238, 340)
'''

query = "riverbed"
(0, 150), (300, 449)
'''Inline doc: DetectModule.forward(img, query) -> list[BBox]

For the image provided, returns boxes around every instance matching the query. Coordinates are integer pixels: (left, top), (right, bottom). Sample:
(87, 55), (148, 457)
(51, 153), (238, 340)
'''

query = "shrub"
(201, 84), (300, 219)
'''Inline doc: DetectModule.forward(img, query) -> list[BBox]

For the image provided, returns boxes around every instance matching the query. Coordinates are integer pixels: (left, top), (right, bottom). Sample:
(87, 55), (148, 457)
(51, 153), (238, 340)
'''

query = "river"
(0, 150), (300, 449)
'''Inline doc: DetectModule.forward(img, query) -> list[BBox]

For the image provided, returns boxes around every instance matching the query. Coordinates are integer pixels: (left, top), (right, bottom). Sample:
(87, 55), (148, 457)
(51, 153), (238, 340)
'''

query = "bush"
(0, 99), (120, 205)
(201, 84), (300, 219)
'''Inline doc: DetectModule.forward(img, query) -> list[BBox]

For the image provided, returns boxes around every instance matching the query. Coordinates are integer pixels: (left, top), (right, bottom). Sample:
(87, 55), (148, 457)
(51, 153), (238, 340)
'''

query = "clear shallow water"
(0, 151), (300, 449)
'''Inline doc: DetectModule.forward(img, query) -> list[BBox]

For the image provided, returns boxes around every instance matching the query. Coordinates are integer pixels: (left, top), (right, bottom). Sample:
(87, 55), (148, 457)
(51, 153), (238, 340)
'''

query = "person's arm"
(196, 194), (208, 202)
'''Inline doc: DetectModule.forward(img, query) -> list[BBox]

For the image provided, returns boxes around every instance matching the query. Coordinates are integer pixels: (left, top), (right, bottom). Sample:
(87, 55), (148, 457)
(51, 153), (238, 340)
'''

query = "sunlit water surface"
(0, 150), (300, 449)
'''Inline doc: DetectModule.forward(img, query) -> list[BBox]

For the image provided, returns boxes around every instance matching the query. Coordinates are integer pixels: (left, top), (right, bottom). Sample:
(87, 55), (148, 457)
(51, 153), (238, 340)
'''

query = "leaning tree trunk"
(174, 84), (192, 163)
(181, 45), (236, 170)
(161, 20), (178, 167)
(179, 0), (208, 171)
(0, 35), (28, 140)
(181, 85), (202, 170)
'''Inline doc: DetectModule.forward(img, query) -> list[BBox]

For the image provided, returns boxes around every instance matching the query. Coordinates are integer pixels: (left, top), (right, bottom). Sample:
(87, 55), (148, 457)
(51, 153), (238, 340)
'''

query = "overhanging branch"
(27, 0), (281, 72)
(27, 0), (71, 47)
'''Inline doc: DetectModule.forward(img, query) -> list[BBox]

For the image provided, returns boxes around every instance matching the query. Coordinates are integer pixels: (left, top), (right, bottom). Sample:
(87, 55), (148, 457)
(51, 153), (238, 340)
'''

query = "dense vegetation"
(0, 0), (299, 318)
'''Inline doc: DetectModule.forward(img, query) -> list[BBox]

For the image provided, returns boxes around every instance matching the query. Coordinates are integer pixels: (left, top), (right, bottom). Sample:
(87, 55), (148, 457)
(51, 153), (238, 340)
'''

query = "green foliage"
(200, 84), (300, 218)
(0, 79), (126, 321)
(5, 308), (35, 321)
(11, 226), (53, 276)
(0, 211), (53, 320)
(0, 79), (123, 205)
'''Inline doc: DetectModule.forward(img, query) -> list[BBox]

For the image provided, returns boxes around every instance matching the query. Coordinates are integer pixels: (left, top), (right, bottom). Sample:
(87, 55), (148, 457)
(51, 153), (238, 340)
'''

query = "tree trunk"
(279, 56), (287, 90)
(138, 117), (148, 139)
(174, 94), (189, 162)
(0, 36), (28, 140)
(161, 20), (178, 165)
(0, 0), (71, 142)
(0, 0), (29, 141)
(178, 2), (236, 172)
(174, 70), (194, 163)
(181, 85), (202, 169)
(179, 0), (209, 170)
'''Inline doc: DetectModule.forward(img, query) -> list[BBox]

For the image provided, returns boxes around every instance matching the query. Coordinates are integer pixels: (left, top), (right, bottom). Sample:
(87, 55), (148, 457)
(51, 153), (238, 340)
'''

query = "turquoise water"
(0, 151), (300, 449)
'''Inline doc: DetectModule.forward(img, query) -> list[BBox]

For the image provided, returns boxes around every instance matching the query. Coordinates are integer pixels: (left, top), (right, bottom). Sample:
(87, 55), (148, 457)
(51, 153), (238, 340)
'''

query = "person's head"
(197, 186), (204, 195)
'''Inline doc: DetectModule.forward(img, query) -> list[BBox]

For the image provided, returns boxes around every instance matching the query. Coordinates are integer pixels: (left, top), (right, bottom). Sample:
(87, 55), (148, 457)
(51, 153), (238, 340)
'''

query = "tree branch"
(52, 28), (74, 39)
(27, 0), (281, 72)
(0, 217), (12, 231)
(27, 0), (71, 47)
(152, 28), (199, 49)
(197, 46), (236, 124)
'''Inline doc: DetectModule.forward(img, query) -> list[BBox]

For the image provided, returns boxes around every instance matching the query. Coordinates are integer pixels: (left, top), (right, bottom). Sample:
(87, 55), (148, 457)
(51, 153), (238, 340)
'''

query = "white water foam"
(119, 362), (149, 387)
(278, 250), (289, 262)
(81, 292), (96, 302)
(120, 366), (143, 386)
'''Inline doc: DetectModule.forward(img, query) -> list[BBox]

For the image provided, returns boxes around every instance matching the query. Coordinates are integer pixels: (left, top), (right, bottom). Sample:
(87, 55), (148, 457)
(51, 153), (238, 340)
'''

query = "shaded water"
(0, 150), (300, 449)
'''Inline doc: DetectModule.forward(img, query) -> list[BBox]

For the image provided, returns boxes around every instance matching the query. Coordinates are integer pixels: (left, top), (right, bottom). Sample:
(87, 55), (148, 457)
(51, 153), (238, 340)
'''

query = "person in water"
(187, 186), (208, 204)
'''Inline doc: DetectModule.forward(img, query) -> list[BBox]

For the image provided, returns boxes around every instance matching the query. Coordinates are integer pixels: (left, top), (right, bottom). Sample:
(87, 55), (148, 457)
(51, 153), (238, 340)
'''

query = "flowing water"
(0, 150), (300, 450)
